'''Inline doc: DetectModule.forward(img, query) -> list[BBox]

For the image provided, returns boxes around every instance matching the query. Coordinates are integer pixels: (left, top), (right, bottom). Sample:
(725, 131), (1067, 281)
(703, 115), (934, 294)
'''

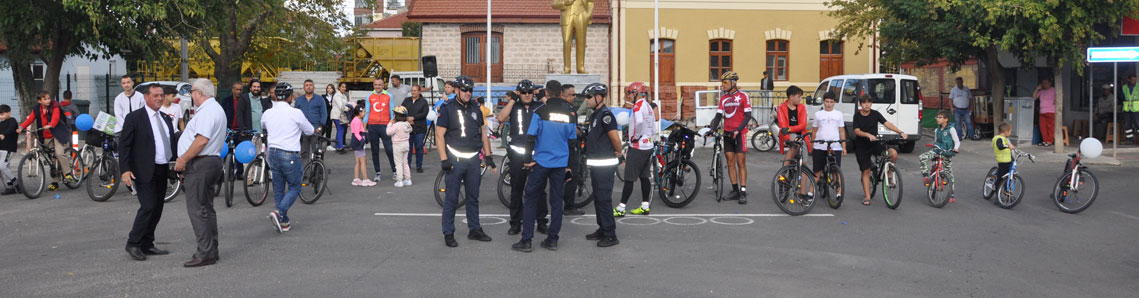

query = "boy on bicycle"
(992, 122), (1014, 199)
(17, 91), (73, 191)
(812, 91), (846, 201)
(852, 95), (907, 206)
(920, 110), (959, 202)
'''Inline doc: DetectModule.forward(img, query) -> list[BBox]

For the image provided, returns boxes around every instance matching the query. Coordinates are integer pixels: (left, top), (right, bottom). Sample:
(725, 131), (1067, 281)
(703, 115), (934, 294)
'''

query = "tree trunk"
(10, 57), (38, 114)
(1054, 67), (1065, 153)
(213, 52), (243, 96)
(987, 46), (1006, 130)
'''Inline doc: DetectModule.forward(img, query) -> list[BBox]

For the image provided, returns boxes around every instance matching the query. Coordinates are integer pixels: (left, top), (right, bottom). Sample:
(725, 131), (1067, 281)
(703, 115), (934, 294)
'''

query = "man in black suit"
(120, 84), (177, 261)
(220, 81), (251, 178)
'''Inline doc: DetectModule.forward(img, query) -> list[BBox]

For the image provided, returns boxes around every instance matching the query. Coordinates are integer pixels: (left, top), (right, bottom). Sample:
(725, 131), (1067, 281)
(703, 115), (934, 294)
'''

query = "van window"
(840, 79), (862, 103)
(179, 84), (191, 96)
(901, 79), (920, 104)
(812, 80), (830, 105)
(866, 79), (896, 104)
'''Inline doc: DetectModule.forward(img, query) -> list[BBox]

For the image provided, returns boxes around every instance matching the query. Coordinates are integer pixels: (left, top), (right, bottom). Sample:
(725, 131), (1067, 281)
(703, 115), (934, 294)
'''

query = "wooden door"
(461, 32), (503, 83)
(819, 41), (843, 80)
(650, 39), (676, 85)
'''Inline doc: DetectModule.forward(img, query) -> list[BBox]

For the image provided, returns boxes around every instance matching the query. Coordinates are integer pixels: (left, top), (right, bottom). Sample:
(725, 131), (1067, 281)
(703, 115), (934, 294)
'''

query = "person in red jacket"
(17, 91), (73, 190)
(777, 86), (811, 164)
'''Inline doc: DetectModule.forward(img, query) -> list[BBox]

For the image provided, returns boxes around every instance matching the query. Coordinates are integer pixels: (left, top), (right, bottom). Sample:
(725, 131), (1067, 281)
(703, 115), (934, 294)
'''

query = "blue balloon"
(220, 144), (229, 160)
(75, 114), (94, 132)
(235, 141), (256, 163)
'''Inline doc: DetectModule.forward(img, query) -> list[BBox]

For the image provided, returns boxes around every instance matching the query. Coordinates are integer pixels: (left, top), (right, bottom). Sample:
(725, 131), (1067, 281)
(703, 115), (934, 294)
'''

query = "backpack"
(349, 130), (367, 150)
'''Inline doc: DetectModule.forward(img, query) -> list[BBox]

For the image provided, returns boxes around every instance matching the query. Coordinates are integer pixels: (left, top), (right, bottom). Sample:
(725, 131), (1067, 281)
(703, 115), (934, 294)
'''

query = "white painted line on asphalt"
(373, 212), (834, 217)
(1109, 211), (1139, 221)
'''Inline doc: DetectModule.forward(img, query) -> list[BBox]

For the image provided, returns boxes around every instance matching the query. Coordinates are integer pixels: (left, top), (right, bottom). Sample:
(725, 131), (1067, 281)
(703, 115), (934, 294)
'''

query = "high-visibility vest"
(993, 135), (1011, 163)
(1124, 85), (1139, 112)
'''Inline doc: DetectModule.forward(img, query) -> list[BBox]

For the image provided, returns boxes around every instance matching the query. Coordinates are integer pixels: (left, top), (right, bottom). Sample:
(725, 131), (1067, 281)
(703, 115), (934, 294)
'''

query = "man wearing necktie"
(119, 84), (177, 261)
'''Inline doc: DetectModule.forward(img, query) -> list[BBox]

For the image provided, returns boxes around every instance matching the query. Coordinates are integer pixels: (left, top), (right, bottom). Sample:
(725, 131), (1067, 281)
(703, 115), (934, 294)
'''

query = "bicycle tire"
(244, 156), (270, 206)
(85, 152), (119, 202)
(712, 154), (724, 202)
(995, 174), (1025, 209)
(927, 171), (951, 208)
(211, 175), (222, 198)
(751, 130), (776, 152)
(79, 147), (97, 180)
(824, 164), (845, 209)
(658, 160), (701, 208)
(223, 155), (235, 207)
(982, 167), (998, 200)
(17, 153), (47, 199)
(569, 169), (594, 209)
(771, 165), (816, 215)
(1052, 169), (1098, 214)
(497, 168), (511, 208)
(64, 148), (84, 189)
(883, 164), (903, 209)
(299, 161), (328, 204)
(164, 176), (181, 203)
(434, 170), (467, 208)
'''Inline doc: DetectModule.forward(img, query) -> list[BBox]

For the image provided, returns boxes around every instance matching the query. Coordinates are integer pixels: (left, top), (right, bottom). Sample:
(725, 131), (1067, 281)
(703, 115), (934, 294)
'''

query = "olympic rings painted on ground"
(661, 216), (708, 226)
(616, 217), (661, 226)
(709, 217), (755, 225)
(463, 216), (508, 225)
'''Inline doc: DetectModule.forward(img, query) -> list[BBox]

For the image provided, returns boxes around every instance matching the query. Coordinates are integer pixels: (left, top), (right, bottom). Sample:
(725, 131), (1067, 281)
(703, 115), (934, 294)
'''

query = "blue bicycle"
(982, 149), (1034, 209)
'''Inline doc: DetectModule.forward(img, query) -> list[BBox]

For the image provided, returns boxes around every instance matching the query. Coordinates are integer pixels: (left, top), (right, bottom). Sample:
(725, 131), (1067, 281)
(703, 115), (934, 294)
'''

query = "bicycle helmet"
(454, 76), (475, 92)
(274, 82), (293, 99)
(392, 106), (408, 116)
(626, 82), (648, 96)
(516, 80), (535, 93)
(582, 83), (608, 98)
(719, 71), (739, 81)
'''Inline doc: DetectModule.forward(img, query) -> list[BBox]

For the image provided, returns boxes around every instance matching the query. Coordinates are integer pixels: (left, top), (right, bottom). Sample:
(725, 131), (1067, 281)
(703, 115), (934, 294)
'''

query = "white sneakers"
(394, 179), (413, 187)
(353, 179), (376, 187)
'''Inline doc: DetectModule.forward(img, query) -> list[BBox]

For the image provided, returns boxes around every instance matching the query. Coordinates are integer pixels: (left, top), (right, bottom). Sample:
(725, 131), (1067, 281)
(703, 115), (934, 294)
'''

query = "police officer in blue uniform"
(512, 82), (578, 253)
(580, 83), (623, 247)
(496, 80), (549, 235)
(436, 76), (496, 248)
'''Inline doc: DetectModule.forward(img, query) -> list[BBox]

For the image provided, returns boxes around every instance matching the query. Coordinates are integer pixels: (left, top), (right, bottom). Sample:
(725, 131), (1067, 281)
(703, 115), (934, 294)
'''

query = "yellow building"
(610, 0), (878, 119)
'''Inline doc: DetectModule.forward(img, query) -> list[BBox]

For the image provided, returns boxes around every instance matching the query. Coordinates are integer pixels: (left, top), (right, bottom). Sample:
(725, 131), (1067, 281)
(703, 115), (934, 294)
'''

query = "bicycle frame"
(1064, 153), (1083, 192)
(1001, 150), (1032, 191)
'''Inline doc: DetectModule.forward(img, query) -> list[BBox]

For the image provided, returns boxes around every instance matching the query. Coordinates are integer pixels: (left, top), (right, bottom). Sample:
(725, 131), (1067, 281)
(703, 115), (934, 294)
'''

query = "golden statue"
(553, 0), (593, 74)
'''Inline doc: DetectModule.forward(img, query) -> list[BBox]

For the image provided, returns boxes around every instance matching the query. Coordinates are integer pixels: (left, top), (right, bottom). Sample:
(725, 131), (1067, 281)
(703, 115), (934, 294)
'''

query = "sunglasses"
(460, 88), (473, 92)
(626, 91), (637, 95)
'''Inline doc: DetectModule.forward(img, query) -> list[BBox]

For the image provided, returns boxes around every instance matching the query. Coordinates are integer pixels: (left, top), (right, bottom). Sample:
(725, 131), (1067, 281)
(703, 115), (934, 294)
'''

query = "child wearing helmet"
(387, 106), (413, 187)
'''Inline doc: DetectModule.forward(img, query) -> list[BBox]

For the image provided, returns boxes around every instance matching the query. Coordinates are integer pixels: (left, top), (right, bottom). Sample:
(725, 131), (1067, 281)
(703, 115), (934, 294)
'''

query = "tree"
(831, 0), (1139, 153)
(165, 0), (350, 92)
(402, 22), (422, 38)
(0, 0), (182, 111)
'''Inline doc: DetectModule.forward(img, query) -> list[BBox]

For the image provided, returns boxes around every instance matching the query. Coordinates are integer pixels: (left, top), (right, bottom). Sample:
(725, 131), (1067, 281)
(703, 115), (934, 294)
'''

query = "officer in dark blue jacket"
(512, 82), (578, 253)
(495, 79), (548, 235)
(581, 83), (623, 247)
(435, 76), (496, 248)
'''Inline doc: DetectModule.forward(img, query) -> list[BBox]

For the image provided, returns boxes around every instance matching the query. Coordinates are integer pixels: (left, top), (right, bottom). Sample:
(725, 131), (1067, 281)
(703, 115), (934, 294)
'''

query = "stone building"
(407, 0), (610, 84)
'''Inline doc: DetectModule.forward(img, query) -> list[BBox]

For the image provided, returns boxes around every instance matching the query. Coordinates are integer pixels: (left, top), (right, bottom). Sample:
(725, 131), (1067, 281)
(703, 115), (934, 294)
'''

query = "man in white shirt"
(949, 77), (975, 140)
(174, 79), (227, 268)
(811, 91), (847, 201)
(114, 75), (145, 133)
(261, 83), (314, 233)
(614, 82), (657, 216)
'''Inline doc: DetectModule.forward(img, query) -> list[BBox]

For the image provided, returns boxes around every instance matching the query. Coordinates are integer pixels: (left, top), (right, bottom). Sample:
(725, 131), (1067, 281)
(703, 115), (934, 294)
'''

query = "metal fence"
(0, 75), (119, 119)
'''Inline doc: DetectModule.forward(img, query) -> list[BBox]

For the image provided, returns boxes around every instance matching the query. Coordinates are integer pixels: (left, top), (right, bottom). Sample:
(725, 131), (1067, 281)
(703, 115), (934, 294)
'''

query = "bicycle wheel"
(85, 153), (119, 202)
(995, 174), (1025, 209)
(751, 130), (776, 152)
(299, 161), (328, 204)
(223, 156), (235, 207)
(658, 160), (701, 208)
(434, 170), (466, 208)
(497, 167), (511, 208)
(211, 175), (222, 198)
(882, 164), (903, 209)
(982, 167), (998, 200)
(244, 156), (271, 206)
(62, 148), (84, 189)
(712, 155), (724, 202)
(571, 168), (594, 209)
(79, 147), (97, 179)
(164, 176), (181, 203)
(17, 153), (47, 199)
(824, 165), (845, 209)
(771, 165), (816, 215)
(1052, 169), (1098, 214)
(927, 171), (951, 208)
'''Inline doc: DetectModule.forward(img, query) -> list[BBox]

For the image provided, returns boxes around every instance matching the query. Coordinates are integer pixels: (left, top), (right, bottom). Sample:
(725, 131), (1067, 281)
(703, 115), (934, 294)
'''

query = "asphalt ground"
(1, 137), (1137, 298)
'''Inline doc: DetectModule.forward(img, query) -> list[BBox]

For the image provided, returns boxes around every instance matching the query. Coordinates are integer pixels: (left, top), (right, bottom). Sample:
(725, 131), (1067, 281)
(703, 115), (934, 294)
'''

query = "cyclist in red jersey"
(777, 85), (811, 165)
(705, 71), (753, 204)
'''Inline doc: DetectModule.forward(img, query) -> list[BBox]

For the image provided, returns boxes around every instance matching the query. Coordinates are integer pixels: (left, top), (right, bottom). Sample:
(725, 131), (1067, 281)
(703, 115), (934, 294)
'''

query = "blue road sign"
(1087, 47), (1139, 63)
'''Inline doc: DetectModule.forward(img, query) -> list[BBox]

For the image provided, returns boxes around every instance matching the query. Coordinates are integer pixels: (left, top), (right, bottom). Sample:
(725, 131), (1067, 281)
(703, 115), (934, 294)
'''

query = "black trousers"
(590, 165), (617, 237)
(508, 150), (547, 227)
(127, 163), (169, 249)
(563, 144), (581, 209)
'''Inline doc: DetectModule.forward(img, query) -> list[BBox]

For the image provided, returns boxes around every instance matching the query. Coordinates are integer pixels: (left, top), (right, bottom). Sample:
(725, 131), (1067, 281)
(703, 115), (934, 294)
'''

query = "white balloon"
(615, 111), (630, 126)
(1080, 138), (1103, 159)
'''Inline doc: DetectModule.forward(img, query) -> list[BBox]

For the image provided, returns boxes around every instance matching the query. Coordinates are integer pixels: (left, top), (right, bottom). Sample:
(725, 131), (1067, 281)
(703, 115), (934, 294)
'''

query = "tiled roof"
(361, 13), (408, 30)
(407, 0), (610, 24)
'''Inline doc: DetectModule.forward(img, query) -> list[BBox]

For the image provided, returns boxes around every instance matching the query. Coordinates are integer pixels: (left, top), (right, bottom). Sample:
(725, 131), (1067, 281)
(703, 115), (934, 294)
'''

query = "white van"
(806, 74), (924, 153)
(390, 71), (446, 104)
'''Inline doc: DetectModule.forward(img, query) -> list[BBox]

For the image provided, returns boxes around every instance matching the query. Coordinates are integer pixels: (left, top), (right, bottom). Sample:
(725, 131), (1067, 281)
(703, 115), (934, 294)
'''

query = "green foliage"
(402, 22), (422, 38)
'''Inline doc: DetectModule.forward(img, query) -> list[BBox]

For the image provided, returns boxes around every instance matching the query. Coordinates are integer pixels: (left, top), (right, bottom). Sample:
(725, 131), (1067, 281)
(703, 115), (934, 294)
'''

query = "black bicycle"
(299, 135), (332, 204)
(82, 130), (120, 202)
(771, 134), (817, 215)
(18, 128), (83, 199)
(657, 126), (701, 208)
(866, 136), (906, 209)
(813, 140), (846, 209)
(243, 132), (271, 206)
(220, 130), (256, 207)
(703, 129), (727, 202)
